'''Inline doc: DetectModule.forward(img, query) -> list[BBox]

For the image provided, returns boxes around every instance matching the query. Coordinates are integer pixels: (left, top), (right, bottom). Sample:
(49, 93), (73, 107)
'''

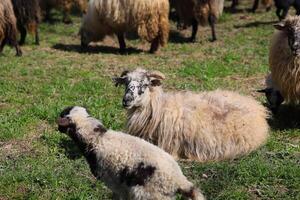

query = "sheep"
(113, 69), (270, 162)
(80, 0), (170, 54)
(0, 0), (22, 56)
(39, 0), (88, 24)
(57, 106), (205, 200)
(231, 0), (272, 13)
(273, 0), (300, 21)
(170, 0), (224, 42)
(11, 0), (41, 45)
(258, 16), (300, 111)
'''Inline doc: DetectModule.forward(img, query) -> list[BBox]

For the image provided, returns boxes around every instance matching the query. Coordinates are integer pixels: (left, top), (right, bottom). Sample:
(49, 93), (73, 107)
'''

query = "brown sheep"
(11, 0), (41, 45)
(39, 0), (88, 24)
(231, 0), (272, 12)
(170, 0), (224, 42)
(0, 0), (22, 56)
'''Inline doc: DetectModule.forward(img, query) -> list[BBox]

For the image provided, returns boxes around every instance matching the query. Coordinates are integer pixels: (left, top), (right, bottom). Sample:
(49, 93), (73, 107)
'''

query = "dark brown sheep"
(11, 0), (41, 45)
(39, 0), (88, 24)
(0, 0), (22, 56)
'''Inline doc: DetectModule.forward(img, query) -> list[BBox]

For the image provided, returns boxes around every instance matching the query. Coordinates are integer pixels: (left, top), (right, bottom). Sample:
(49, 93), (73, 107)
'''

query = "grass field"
(0, 0), (299, 199)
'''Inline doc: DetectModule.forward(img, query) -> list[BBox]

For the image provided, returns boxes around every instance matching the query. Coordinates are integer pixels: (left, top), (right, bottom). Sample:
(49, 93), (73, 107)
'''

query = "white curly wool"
(57, 106), (205, 200)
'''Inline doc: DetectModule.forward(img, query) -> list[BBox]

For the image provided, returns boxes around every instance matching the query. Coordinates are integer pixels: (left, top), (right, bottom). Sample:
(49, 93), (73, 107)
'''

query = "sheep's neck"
(69, 126), (100, 177)
(127, 87), (164, 144)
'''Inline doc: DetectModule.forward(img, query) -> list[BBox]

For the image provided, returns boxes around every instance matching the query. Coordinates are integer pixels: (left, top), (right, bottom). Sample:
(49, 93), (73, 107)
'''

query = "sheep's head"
(274, 16), (300, 56)
(57, 106), (89, 134)
(113, 69), (165, 109)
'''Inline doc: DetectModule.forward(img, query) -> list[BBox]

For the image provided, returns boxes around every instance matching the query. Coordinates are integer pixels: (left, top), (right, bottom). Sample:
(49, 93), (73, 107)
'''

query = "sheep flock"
(1, 0), (300, 199)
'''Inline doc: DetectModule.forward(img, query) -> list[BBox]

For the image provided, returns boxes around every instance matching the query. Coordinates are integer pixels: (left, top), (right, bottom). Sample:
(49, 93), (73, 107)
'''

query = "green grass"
(0, 1), (299, 199)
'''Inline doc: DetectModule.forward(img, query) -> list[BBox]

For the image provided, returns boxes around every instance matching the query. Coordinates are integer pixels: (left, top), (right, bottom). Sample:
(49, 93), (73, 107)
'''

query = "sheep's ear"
(148, 71), (165, 87)
(57, 117), (71, 127)
(112, 70), (129, 87)
(274, 22), (286, 31)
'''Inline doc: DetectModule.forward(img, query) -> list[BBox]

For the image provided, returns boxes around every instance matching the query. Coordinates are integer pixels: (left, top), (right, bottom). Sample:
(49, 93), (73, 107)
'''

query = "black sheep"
(274, 0), (300, 20)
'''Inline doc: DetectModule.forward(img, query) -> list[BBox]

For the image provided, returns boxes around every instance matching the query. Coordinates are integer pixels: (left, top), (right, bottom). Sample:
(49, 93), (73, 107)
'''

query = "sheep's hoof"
(189, 38), (196, 43)
(210, 38), (217, 42)
(63, 19), (73, 24)
(16, 52), (22, 57)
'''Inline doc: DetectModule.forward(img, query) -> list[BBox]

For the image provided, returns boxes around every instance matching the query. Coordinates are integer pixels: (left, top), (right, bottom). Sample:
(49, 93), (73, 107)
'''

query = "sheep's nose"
(122, 96), (133, 107)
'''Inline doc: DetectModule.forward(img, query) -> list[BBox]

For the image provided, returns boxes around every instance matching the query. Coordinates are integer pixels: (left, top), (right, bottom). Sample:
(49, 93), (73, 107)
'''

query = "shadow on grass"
(268, 104), (300, 131)
(169, 30), (190, 44)
(59, 137), (83, 160)
(52, 43), (143, 55)
(234, 20), (278, 29)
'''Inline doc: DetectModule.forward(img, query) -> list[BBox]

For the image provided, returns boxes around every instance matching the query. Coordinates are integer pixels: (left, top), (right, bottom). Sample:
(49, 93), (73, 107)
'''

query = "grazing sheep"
(259, 16), (300, 111)
(80, 0), (170, 54)
(273, 0), (300, 21)
(113, 69), (269, 162)
(57, 106), (205, 200)
(231, 0), (272, 13)
(0, 0), (22, 56)
(11, 0), (41, 45)
(170, 0), (224, 42)
(39, 0), (88, 24)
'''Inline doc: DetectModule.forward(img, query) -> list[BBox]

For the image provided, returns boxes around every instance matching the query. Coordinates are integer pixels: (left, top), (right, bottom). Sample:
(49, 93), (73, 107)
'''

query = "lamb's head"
(274, 16), (300, 56)
(113, 69), (165, 109)
(57, 106), (90, 134)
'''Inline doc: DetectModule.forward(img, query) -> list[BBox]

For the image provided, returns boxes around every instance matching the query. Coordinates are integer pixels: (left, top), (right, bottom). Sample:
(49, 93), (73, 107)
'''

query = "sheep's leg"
(276, 8), (282, 21)
(208, 14), (217, 42)
(62, 2), (73, 24)
(18, 25), (27, 46)
(0, 39), (6, 53)
(251, 0), (259, 13)
(231, 0), (239, 11)
(117, 33), (126, 54)
(35, 24), (40, 45)
(281, 8), (289, 20)
(190, 18), (198, 43)
(12, 40), (22, 57)
(44, 8), (51, 22)
(150, 36), (160, 53)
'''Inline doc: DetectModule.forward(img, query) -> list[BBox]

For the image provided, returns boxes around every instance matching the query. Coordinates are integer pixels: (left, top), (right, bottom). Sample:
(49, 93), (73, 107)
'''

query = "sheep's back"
(94, 130), (187, 188)
(156, 90), (269, 161)
(269, 31), (300, 103)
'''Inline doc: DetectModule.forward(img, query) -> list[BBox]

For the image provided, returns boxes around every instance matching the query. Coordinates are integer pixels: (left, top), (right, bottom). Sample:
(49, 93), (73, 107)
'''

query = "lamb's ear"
(112, 70), (129, 87)
(57, 117), (71, 127)
(274, 22), (286, 31)
(148, 71), (165, 86)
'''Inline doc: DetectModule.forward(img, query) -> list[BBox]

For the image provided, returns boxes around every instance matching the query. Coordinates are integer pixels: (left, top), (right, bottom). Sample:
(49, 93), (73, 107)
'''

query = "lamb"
(170, 0), (224, 42)
(231, 0), (272, 13)
(113, 69), (269, 162)
(0, 0), (22, 56)
(273, 0), (300, 21)
(258, 16), (300, 112)
(11, 0), (41, 45)
(57, 106), (205, 200)
(39, 0), (88, 24)
(80, 0), (170, 54)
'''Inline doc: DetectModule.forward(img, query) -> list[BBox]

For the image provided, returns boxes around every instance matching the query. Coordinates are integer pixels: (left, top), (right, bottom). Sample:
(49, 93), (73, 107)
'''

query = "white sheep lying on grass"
(113, 69), (270, 162)
(57, 106), (205, 200)
(259, 16), (300, 112)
